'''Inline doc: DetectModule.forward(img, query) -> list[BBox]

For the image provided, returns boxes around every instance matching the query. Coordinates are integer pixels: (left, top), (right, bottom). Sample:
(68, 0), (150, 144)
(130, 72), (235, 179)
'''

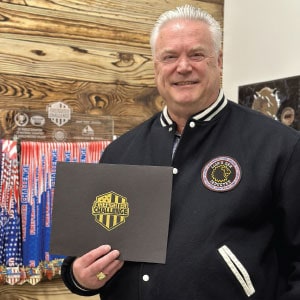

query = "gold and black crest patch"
(201, 156), (241, 192)
(92, 191), (129, 231)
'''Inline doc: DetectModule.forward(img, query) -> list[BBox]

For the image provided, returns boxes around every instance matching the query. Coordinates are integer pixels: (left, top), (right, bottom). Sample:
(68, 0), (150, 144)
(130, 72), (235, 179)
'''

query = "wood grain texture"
(0, 1), (223, 82)
(0, 278), (100, 300)
(0, 2), (222, 80)
(0, 1), (223, 137)
(0, 73), (163, 136)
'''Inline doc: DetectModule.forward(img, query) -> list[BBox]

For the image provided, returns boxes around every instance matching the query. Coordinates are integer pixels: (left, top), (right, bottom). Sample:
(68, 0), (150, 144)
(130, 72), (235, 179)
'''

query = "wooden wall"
(0, 0), (223, 298)
(0, 0), (223, 139)
(0, 278), (100, 300)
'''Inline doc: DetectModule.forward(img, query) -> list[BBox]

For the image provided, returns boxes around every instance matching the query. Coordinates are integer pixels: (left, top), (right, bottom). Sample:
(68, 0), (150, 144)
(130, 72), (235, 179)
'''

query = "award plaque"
(0, 106), (114, 142)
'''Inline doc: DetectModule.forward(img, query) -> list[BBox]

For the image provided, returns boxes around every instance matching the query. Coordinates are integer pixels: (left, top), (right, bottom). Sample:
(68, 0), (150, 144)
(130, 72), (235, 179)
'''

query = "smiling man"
(61, 5), (300, 300)
(152, 16), (222, 133)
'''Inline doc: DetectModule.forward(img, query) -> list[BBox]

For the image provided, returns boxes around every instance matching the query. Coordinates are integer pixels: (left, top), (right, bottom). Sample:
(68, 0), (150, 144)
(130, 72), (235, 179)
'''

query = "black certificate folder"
(50, 162), (173, 264)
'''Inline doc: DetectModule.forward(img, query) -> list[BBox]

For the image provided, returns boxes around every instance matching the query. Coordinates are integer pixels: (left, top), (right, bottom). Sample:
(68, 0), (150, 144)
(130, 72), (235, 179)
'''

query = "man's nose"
(176, 56), (192, 73)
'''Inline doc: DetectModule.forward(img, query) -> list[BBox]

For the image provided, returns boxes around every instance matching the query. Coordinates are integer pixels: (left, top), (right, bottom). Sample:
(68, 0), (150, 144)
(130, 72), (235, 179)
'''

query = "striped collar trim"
(160, 89), (228, 127)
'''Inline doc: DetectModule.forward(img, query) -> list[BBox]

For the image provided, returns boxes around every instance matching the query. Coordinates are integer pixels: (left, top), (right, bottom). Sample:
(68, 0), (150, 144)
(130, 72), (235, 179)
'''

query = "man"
(61, 5), (300, 299)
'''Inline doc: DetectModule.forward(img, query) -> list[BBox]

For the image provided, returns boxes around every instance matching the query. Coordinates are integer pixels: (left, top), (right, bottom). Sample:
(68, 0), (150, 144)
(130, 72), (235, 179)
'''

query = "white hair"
(150, 4), (222, 56)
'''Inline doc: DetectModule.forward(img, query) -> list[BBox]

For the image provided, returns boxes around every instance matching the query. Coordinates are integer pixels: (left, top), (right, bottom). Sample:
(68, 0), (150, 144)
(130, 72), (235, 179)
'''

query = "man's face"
(154, 19), (222, 116)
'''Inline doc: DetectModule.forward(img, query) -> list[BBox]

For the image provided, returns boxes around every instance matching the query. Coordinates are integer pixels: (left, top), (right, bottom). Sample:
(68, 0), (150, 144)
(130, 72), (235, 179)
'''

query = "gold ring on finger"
(96, 271), (106, 281)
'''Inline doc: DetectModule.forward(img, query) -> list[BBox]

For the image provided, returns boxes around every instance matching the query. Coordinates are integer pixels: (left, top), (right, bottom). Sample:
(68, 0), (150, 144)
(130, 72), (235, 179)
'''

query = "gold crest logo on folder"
(92, 191), (129, 231)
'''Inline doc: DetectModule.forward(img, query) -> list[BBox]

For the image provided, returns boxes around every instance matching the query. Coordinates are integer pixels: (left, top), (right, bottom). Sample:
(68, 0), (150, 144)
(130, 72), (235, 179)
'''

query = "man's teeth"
(176, 81), (195, 85)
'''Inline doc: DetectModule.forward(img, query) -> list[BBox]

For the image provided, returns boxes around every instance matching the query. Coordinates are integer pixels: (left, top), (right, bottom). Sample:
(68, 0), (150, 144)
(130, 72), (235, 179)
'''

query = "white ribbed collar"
(160, 89), (228, 127)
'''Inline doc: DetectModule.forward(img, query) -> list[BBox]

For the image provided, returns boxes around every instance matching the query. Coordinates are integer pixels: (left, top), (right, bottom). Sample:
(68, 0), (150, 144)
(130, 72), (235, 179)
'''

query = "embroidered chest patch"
(201, 156), (242, 192)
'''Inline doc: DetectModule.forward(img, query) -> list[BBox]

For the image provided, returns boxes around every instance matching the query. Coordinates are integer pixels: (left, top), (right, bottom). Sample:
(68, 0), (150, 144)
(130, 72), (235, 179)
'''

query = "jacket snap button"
(189, 121), (195, 128)
(142, 274), (150, 281)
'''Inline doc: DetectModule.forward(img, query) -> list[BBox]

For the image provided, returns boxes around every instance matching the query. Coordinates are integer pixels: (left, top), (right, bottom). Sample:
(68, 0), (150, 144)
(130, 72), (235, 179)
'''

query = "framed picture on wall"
(238, 75), (300, 131)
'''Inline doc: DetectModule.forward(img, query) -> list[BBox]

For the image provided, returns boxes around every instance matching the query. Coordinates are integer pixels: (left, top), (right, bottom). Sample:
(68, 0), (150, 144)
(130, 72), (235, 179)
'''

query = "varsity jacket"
(62, 91), (300, 300)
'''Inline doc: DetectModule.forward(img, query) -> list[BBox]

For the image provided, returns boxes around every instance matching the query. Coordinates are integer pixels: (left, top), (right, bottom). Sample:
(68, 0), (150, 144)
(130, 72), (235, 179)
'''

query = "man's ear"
(153, 60), (159, 83)
(218, 50), (223, 70)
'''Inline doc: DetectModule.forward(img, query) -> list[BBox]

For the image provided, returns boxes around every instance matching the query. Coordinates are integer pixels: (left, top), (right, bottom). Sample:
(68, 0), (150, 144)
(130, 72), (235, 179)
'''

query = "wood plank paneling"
(0, 0), (223, 137)
(0, 36), (155, 84)
(0, 74), (163, 136)
(0, 278), (99, 300)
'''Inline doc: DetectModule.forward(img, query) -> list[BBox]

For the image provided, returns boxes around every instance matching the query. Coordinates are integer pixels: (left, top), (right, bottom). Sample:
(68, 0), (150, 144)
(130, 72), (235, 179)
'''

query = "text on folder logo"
(92, 191), (129, 231)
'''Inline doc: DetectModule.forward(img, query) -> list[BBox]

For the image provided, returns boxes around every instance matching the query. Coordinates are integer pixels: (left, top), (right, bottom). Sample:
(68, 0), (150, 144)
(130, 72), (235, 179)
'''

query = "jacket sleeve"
(277, 138), (300, 299)
(61, 256), (101, 297)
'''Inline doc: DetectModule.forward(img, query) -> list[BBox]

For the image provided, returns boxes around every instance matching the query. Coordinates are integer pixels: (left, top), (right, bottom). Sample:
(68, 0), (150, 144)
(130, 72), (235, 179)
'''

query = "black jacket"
(62, 96), (300, 300)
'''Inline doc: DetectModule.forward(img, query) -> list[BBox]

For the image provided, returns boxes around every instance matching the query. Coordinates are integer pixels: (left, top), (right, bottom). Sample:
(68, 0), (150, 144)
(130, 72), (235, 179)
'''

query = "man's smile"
(173, 81), (199, 86)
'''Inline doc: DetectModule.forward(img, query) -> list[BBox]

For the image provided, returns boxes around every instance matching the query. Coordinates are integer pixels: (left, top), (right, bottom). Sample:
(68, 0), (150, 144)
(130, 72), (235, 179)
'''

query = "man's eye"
(191, 53), (205, 61)
(162, 55), (177, 62)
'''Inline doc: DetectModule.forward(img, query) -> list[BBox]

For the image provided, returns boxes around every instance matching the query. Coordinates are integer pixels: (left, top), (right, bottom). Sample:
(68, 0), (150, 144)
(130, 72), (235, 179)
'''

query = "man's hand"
(72, 245), (124, 290)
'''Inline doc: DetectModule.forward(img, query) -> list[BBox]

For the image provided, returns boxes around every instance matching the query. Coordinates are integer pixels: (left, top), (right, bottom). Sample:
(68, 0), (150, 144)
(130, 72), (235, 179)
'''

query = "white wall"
(222, 0), (300, 101)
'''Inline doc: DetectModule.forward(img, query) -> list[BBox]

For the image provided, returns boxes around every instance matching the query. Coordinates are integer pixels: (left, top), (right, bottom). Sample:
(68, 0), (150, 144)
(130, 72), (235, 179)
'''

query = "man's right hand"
(72, 244), (124, 290)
